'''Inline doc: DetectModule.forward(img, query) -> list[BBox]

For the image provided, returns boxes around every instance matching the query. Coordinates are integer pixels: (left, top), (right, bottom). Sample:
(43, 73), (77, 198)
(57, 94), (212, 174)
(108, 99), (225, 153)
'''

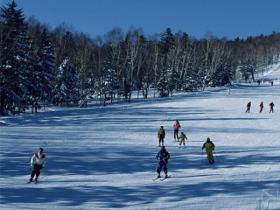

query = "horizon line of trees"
(1, 1), (280, 115)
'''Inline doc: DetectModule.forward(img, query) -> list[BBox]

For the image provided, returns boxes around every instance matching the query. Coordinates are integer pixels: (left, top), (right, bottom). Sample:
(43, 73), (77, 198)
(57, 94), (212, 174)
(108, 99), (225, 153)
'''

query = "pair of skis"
(27, 180), (38, 184)
(153, 175), (170, 181)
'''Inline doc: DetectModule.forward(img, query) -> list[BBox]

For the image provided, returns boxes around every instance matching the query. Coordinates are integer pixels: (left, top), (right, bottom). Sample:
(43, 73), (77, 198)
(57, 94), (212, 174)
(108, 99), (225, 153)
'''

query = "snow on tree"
(53, 58), (81, 106)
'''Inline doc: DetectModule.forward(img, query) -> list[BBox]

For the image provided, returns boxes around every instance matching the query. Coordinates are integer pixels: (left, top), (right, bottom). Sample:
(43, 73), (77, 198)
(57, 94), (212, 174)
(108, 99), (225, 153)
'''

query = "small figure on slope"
(156, 146), (170, 178)
(245, 101), (251, 113)
(28, 148), (46, 183)
(157, 126), (165, 146)
(259, 101), (264, 113)
(179, 132), (187, 147)
(202, 137), (215, 164)
(173, 120), (181, 141)
(269, 102), (275, 113)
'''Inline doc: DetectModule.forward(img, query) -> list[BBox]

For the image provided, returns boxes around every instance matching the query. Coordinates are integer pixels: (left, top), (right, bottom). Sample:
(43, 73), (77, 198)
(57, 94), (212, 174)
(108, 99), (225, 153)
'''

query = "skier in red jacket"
(173, 120), (181, 141)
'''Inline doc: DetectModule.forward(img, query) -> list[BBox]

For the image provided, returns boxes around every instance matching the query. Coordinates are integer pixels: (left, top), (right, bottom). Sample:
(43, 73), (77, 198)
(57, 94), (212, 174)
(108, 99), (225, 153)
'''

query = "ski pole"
(201, 149), (204, 163)
(214, 150), (217, 162)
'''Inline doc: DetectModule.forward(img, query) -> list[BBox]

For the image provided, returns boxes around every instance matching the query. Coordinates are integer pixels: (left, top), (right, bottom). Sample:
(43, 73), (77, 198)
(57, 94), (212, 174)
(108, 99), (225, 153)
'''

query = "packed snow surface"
(0, 83), (280, 210)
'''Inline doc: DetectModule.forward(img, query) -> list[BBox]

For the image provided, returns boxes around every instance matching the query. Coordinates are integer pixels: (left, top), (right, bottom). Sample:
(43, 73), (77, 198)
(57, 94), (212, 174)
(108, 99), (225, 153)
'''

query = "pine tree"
(36, 28), (55, 104)
(0, 1), (33, 114)
(53, 58), (81, 106)
(157, 28), (176, 96)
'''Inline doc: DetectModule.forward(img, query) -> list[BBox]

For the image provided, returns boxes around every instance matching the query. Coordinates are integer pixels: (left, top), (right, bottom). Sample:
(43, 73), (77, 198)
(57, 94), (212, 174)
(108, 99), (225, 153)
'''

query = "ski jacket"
(179, 133), (187, 141)
(202, 141), (215, 152)
(173, 122), (181, 130)
(158, 128), (165, 138)
(269, 103), (274, 107)
(156, 150), (170, 162)
(31, 152), (46, 166)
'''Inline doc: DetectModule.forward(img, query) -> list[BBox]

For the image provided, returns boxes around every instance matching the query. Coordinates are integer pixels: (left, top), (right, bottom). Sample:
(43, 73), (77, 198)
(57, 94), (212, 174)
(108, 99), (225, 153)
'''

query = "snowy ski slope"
(0, 79), (280, 209)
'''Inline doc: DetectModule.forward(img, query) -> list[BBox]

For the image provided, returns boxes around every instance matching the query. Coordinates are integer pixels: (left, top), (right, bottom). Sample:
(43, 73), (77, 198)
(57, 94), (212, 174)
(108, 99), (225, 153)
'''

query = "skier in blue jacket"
(156, 146), (170, 178)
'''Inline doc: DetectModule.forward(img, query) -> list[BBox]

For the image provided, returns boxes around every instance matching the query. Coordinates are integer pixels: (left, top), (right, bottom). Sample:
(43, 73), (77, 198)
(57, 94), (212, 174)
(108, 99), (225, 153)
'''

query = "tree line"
(1, 1), (280, 115)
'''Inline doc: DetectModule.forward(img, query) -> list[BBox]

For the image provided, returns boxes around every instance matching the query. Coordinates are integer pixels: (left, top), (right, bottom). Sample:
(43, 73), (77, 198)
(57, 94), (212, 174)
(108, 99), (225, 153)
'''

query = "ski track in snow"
(0, 83), (280, 210)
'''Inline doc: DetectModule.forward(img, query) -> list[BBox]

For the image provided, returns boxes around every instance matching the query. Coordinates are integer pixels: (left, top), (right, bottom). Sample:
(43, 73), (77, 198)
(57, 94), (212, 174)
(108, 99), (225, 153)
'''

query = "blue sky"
(1, 0), (280, 39)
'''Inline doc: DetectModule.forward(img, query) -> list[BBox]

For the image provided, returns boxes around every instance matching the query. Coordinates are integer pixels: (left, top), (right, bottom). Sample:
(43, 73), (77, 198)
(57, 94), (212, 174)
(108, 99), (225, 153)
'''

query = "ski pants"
(174, 129), (179, 140)
(31, 164), (43, 180)
(158, 136), (164, 145)
(157, 160), (168, 175)
(206, 150), (214, 161)
(179, 138), (185, 146)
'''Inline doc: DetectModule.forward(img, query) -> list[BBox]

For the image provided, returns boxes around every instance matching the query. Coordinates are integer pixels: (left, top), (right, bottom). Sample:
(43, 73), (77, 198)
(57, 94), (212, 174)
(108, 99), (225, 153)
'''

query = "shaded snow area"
(0, 83), (280, 210)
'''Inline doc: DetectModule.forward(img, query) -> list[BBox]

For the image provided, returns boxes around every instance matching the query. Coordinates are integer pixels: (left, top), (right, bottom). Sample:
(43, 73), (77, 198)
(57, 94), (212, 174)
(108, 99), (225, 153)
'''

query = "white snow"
(0, 82), (280, 209)
(256, 63), (280, 84)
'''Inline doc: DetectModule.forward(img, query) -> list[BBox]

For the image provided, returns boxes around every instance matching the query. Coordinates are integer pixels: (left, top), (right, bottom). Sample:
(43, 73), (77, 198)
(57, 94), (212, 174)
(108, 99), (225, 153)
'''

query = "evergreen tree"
(53, 58), (81, 106)
(158, 28), (175, 96)
(0, 1), (33, 114)
(36, 28), (55, 103)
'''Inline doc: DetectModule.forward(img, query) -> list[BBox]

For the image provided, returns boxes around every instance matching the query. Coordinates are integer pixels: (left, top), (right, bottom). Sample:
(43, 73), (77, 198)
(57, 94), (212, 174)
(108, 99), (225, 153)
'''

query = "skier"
(28, 148), (46, 183)
(156, 146), (170, 178)
(257, 80), (261, 86)
(245, 101), (251, 113)
(158, 126), (165, 146)
(269, 102), (275, 113)
(259, 101), (264, 113)
(179, 132), (187, 147)
(202, 137), (215, 164)
(173, 120), (181, 141)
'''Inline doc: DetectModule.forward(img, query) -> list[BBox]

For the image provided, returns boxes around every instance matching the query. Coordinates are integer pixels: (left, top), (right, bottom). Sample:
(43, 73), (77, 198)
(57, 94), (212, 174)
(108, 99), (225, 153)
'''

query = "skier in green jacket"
(202, 137), (215, 164)
(158, 126), (165, 146)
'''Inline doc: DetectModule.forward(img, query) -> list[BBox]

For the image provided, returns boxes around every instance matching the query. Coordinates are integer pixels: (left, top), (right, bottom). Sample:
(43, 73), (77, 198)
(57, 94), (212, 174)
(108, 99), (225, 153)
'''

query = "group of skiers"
(157, 120), (188, 147)
(155, 120), (215, 178)
(29, 99), (276, 182)
(246, 101), (275, 113)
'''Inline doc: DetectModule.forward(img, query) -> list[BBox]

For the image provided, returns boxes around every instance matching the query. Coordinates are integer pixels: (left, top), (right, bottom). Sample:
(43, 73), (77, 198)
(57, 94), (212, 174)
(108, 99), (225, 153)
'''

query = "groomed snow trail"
(0, 83), (279, 210)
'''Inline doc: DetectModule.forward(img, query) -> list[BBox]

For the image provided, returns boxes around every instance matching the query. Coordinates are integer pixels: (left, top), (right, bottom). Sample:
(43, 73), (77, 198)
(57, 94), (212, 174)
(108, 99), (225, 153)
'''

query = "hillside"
(0, 82), (280, 209)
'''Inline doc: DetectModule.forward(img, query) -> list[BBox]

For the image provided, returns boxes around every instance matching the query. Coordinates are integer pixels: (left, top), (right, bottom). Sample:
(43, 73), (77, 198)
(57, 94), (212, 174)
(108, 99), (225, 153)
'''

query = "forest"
(1, 1), (280, 115)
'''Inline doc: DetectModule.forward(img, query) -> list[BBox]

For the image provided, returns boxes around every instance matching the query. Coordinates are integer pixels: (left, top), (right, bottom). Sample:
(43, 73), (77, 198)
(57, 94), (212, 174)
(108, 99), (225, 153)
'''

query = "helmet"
(207, 137), (211, 142)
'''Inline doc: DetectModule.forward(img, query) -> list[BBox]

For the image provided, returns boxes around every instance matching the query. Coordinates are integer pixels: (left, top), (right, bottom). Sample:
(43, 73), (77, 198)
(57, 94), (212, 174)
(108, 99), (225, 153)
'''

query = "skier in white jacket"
(28, 148), (46, 183)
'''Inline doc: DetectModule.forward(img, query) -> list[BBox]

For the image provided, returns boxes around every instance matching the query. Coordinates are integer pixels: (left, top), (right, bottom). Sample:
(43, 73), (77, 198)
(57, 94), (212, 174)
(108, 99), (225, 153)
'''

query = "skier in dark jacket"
(246, 101), (251, 113)
(157, 126), (165, 146)
(156, 146), (170, 178)
(269, 102), (275, 113)
(28, 148), (46, 183)
(259, 101), (264, 113)
(202, 138), (215, 164)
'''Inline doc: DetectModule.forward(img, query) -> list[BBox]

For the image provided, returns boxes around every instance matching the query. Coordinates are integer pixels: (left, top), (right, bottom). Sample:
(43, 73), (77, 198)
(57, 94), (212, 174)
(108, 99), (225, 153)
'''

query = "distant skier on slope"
(179, 132), (187, 147)
(28, 148), (46, 184)
(158, 126), (165, 146)
(245, 101), (251, 113)
(202, 137), (215, 164)
(173, 120), (181, 141)
(156, 146), (170, 178)
(269, 102), (275, 113)
(259, 101), (264, 113)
